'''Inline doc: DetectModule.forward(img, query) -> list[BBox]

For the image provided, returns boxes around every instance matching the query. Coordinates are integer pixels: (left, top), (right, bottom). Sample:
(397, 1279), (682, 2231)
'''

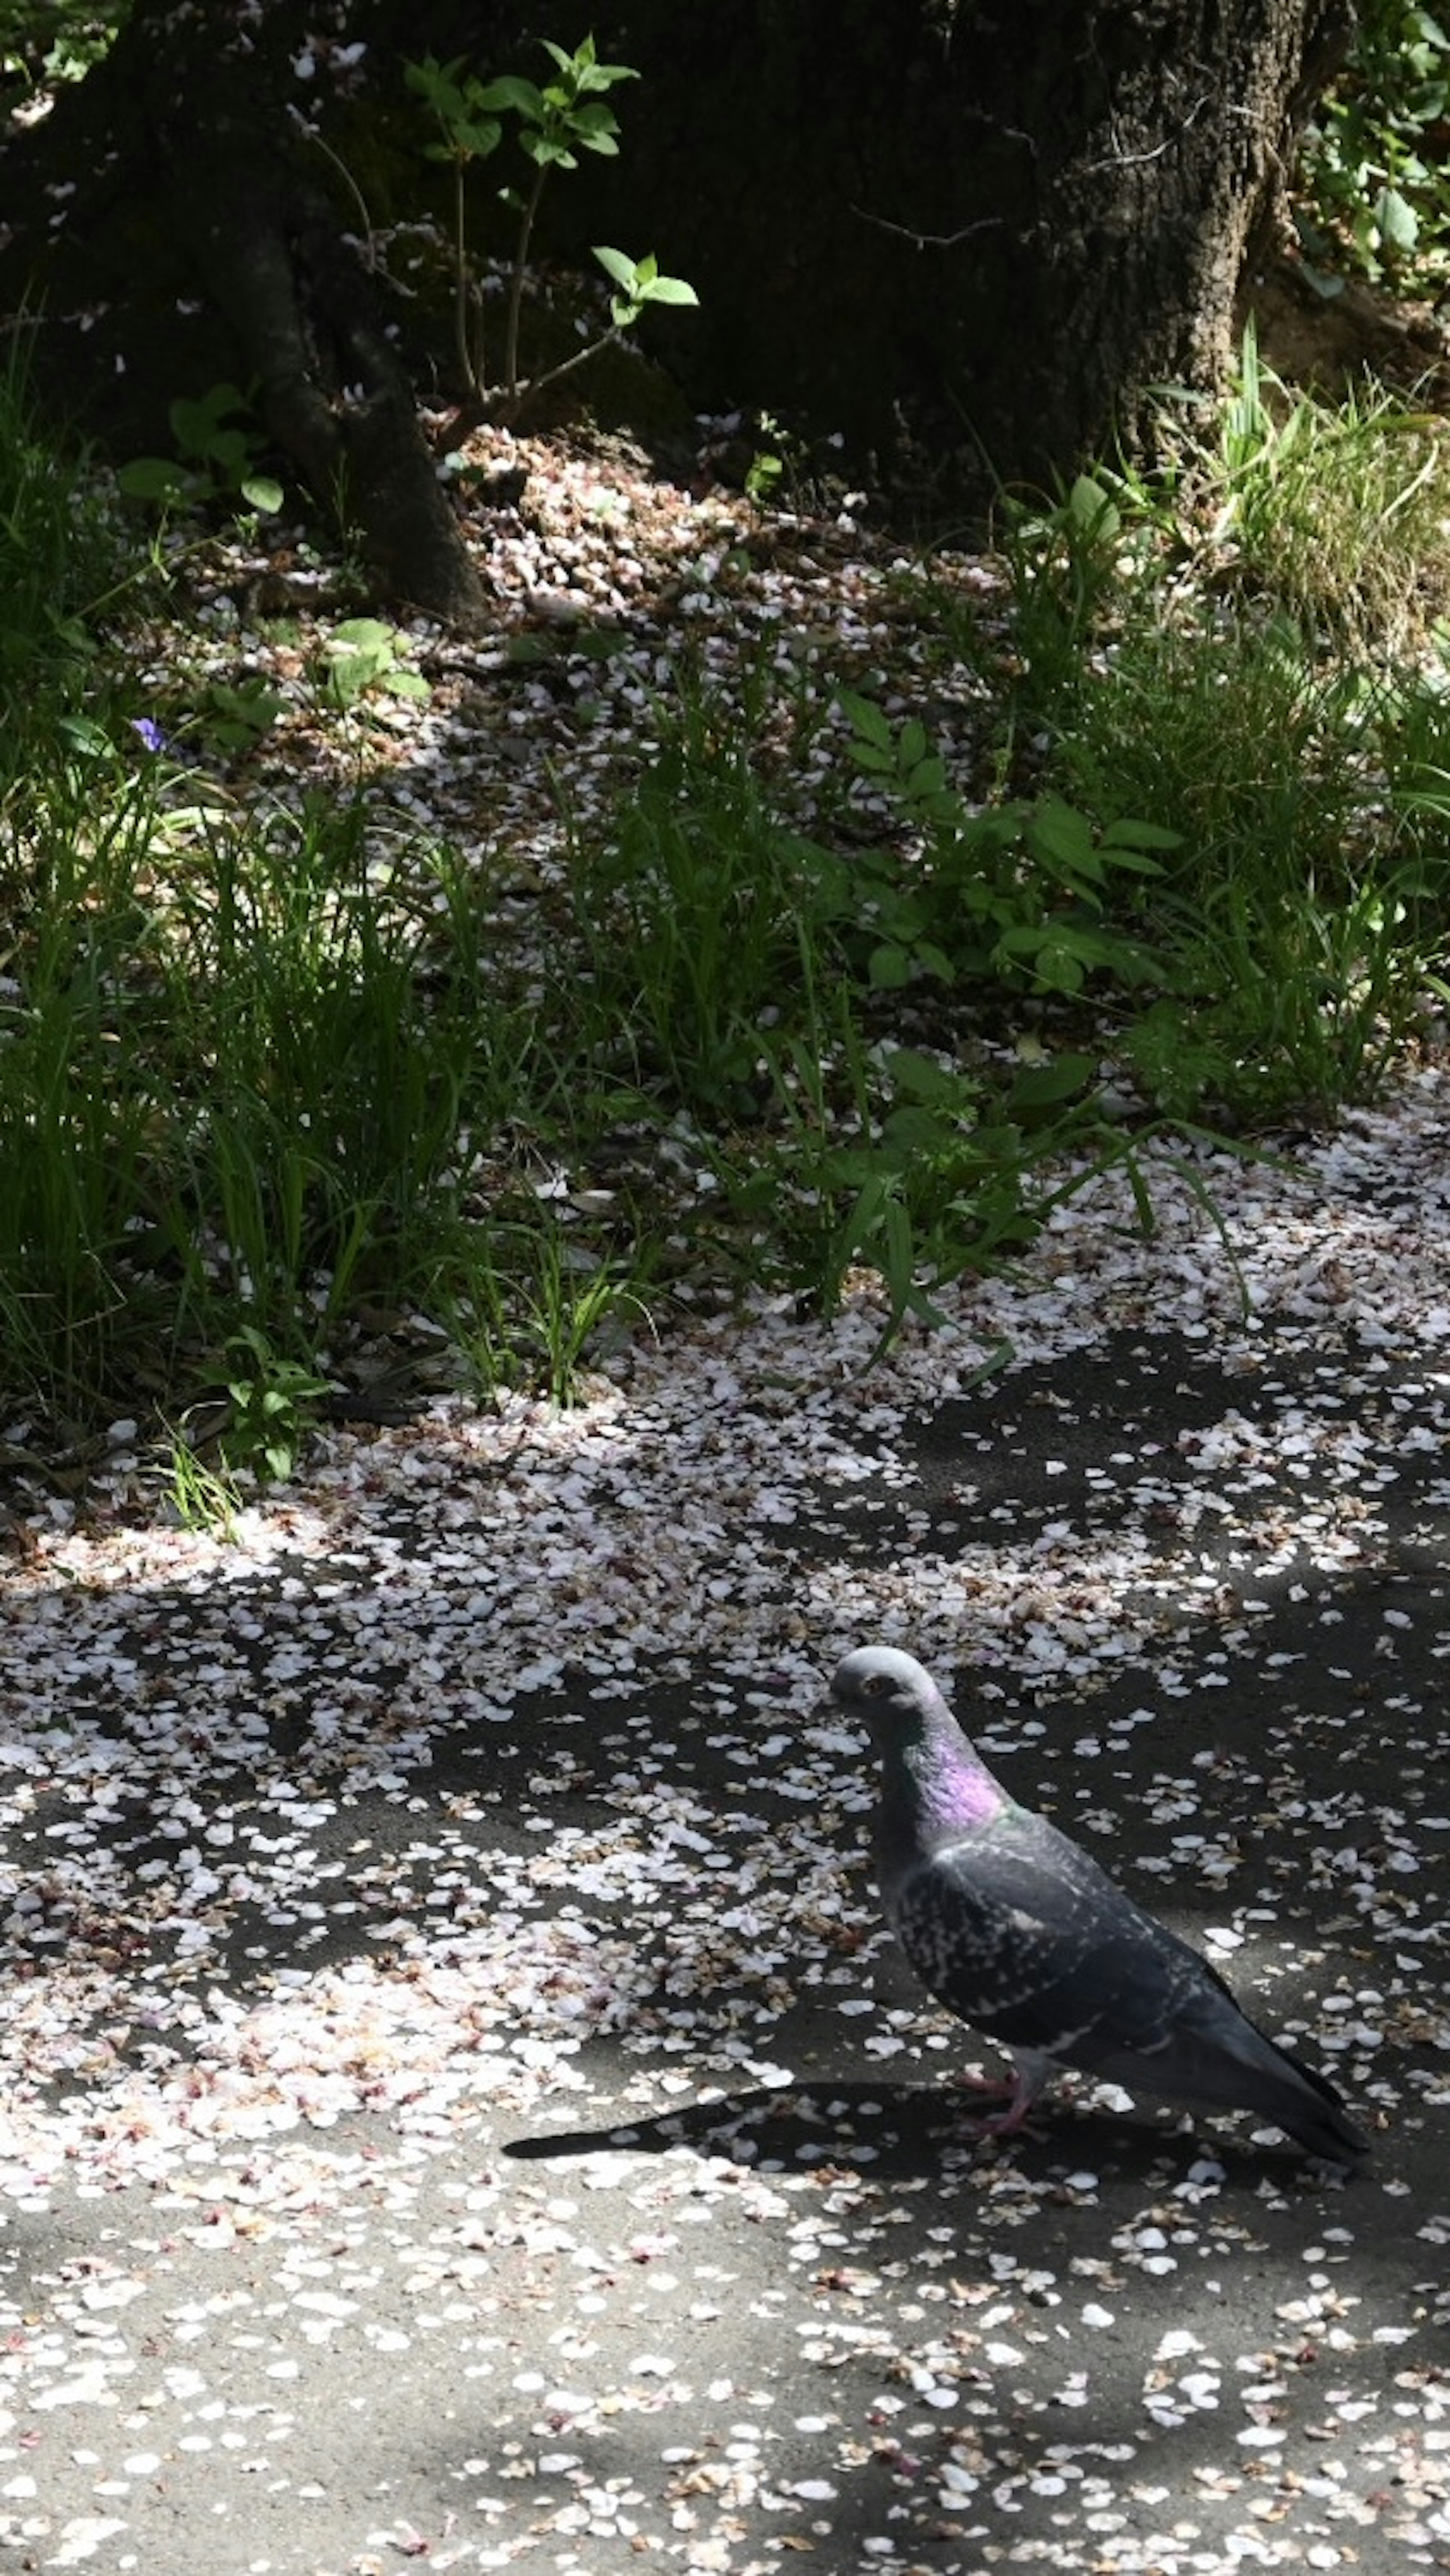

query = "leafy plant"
(318, 616), (431, 710)
(194, 675), (287, 753)
(404, 33), (696, 419)
(0, 0), (128, 90)
(1300, 1), (1450, 294)
(836, 689), (1179, 997)
(192, 1326), (333, 1485)
(117, 381), (284, 515)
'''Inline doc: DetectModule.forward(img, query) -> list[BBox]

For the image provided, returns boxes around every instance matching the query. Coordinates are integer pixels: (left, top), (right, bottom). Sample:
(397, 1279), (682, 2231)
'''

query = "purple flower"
(130, 716), (167, 753)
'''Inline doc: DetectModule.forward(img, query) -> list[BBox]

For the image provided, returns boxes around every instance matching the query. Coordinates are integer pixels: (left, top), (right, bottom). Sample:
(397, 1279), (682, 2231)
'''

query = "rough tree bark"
(0, 0), (1351, 619)
(0, 0), (492, 623)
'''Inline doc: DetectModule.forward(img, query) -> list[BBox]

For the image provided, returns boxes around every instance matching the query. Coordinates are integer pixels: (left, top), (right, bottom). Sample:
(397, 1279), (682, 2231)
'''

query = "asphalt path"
(3, 1102), (1449, 2575)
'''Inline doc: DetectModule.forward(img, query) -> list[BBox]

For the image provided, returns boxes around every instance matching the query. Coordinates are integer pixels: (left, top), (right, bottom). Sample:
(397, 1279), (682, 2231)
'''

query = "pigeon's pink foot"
(952, 2066), (1046, 2140)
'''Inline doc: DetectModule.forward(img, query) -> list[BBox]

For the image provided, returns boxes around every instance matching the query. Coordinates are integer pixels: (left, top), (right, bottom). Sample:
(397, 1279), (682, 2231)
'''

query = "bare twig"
(849, 204), (1007, 251)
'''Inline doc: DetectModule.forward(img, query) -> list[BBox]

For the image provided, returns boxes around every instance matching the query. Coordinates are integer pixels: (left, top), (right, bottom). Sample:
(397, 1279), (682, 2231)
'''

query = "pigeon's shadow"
(502, 2079), (1291, 2186)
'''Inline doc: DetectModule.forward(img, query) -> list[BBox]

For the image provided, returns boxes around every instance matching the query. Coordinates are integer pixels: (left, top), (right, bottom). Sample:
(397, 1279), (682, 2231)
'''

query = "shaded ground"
(3, 1097), (1450, 2573)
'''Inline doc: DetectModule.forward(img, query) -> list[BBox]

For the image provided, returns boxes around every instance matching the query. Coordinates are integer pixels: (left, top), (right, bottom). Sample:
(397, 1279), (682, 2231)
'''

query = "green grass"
(6, 336), (1450, 1484)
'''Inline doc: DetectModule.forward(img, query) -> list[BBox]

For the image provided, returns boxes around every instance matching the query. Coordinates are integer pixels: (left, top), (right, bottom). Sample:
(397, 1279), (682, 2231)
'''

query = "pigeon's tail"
(1089, 2004), (1372, 2164)
(1251, 2043), (1371, 2166)
(1170, 2012), (1372, 2165)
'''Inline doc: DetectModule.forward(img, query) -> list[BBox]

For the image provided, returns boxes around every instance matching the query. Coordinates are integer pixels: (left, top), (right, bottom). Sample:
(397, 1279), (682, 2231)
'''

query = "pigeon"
(830, 1644), (1370, 2164)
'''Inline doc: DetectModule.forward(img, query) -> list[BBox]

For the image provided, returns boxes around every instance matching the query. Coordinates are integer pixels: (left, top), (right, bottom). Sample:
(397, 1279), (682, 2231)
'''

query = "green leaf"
(57, 713), (113, 759)
(405, 52), (467, 100)
(1378, 184), (1419, 253)
(1027, 796), (1098, 872)
(1027, 942), (1087, 994)
(1067, 471), (1120, 543)
(117, 456), (192, 501)
(640, 273), (699, 306)
(240, 474), (284, 515)
(572, 100), (623, 139)
(882, 1102), (957, 1149)
(476, 74), (544, 117)
(591, 244), (637, 291)
(868, 942), (912, 988)
(454, 113), (502, 157)
(333, 617), (394, 652)
(883, 1047), (973, 1104)
(837, 689), (893, 750)
(1100, 816), (1181, 853)
(1007, 1053), (1095, 1108)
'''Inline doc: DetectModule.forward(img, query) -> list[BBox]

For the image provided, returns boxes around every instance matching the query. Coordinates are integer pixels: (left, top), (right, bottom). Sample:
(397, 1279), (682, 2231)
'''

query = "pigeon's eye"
(862, 1673), (891, 1698)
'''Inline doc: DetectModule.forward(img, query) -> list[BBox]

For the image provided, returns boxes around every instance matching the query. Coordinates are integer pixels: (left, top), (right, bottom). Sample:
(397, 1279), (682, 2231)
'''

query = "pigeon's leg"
(954, 2054), (1049, 2140)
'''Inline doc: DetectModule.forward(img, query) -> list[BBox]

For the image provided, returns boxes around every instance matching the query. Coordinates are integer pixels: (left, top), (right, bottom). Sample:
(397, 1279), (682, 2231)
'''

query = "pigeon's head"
(830, 1645), (946, 1733)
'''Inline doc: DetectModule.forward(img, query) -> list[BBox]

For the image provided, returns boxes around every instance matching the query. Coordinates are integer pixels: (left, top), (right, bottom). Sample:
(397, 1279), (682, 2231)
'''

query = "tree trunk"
(0, 0), (1351, 601)
(499, 0), (1354, 488)
(0, 0), (489, 625)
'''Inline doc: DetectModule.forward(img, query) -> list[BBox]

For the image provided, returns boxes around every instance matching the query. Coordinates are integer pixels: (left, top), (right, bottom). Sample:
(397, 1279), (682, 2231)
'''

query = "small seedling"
(196, 677), (287, 754)
(404, 34), (696, 419)
(319, 617), (431, 710)
(194, 1325), (334, 1486)
(118, 382), (284, 515)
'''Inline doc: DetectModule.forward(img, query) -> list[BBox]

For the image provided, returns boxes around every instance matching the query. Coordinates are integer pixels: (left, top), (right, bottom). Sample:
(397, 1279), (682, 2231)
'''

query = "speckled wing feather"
(896, 1810), (1366, 2160)
(889, 1801), (1222, 2067)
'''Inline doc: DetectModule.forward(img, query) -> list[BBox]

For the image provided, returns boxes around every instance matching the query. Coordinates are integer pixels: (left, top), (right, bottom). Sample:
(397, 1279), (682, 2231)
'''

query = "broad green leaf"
(836, 689), (893, 750)
(203, 428), (250, 474)
(117, 456), (191, 500)
(57, 712), (113, 758)
(1027, 796), (1098, 871)
(241, 474), (284, 514)
(883, 1047), (973, 1104)
(454, 113), (502, 157)
(638, 274), (699, 306)
(1030, 942), (1087, 993)
(1067, 471), (1120, 543)
(868, 942), (912, 988)
(1377, 184), (1419, 253)
(477, 75), (544, 117)
(1100, 816), (1180, 853)
(883, 1102), (957, 1148)
(1007, 1053), (1095, 1107)
(333, 618), (393, 651)
(405, 53), (467, 98)
(592, 244), (638, 291)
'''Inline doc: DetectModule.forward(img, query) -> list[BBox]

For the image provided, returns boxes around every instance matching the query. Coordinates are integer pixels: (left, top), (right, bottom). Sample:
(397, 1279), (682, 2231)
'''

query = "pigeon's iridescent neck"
(889, 1722), (1003, 1851)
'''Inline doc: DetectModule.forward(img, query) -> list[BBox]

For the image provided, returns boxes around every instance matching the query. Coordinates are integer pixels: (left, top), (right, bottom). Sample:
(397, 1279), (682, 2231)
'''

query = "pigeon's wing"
(893, 1804), (1369, 2158)
(891, 1803), (1230, 2069)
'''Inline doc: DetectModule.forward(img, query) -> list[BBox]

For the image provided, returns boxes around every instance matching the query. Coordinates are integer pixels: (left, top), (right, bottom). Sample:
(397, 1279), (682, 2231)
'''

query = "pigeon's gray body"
(831, 1645), (1369, 2164)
